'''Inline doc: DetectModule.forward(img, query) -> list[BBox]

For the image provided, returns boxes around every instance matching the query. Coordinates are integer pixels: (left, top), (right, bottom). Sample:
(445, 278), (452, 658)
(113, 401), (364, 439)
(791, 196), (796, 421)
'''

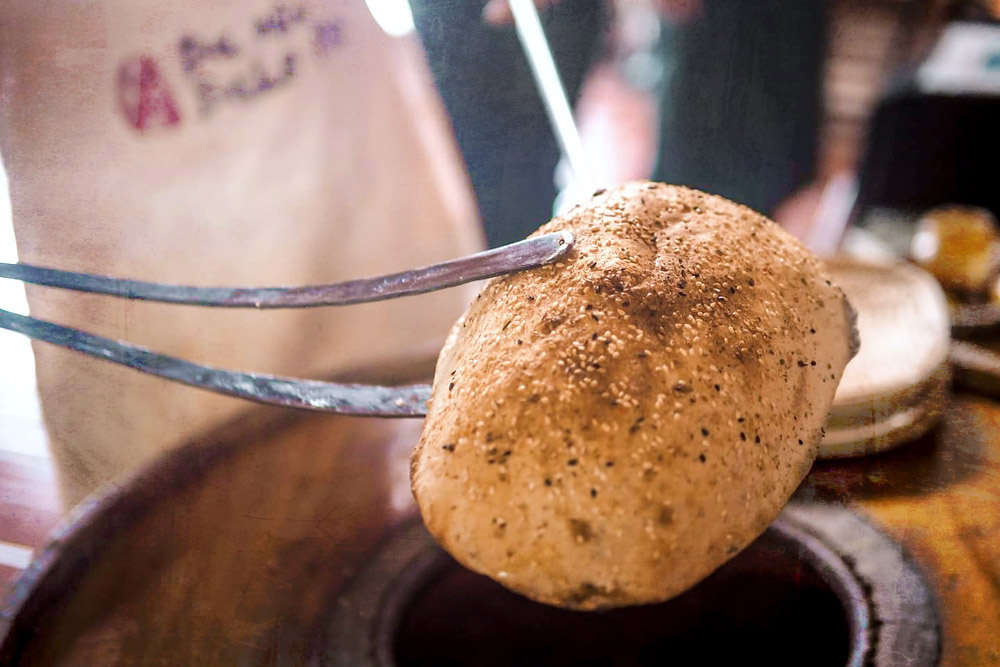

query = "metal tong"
(0, 0), (588, 418)
(0, 232), (573, 417)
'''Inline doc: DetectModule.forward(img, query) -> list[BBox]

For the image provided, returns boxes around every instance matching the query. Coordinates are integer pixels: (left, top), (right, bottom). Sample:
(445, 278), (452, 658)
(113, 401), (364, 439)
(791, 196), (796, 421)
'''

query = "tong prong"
(0, 307), (431, 416)
(0, 231), (573, 308)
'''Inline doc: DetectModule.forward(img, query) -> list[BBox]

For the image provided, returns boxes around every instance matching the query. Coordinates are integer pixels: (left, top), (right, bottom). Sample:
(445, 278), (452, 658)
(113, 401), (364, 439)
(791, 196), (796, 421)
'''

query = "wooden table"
(807, 393), (1000, 665)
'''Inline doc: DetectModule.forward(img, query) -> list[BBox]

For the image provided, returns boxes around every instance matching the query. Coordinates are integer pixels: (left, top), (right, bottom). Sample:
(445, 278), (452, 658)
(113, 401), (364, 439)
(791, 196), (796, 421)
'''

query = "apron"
(0, 0), (484, 508)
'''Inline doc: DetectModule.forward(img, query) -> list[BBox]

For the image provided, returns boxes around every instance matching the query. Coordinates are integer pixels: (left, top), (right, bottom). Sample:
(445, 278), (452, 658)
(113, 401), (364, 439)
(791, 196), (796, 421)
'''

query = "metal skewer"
(509, 0), (596, 195)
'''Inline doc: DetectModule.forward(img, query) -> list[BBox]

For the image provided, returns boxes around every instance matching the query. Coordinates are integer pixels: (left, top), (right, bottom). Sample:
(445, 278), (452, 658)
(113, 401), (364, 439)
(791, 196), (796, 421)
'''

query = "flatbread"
(412, 181), (858, 609)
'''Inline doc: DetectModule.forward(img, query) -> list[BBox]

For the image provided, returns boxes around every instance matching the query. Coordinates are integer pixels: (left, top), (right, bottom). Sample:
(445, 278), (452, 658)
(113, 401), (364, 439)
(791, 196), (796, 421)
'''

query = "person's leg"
(411, 0), (605, 246)
(653, 0), (827, 215)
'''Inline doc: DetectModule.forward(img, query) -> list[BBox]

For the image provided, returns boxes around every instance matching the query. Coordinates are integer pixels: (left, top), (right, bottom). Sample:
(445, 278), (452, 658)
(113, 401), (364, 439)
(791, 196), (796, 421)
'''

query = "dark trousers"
(653, 0), (826, 215)
(410, 0), (605, 247)
(412, 0), (825, 244)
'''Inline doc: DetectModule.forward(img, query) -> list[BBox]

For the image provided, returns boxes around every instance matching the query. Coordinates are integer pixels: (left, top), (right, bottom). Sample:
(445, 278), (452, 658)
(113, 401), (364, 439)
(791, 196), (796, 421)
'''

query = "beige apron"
(0, 0), (483, 508)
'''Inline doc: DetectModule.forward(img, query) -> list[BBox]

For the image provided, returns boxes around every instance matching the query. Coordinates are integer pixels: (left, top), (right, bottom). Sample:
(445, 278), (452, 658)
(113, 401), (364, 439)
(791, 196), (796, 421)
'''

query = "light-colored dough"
(411, 182), (858, 609)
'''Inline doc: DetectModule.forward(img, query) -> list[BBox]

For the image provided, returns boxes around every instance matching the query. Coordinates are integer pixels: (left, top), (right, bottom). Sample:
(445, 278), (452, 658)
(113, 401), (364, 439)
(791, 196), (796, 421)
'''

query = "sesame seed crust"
(411, 181), (858, 610)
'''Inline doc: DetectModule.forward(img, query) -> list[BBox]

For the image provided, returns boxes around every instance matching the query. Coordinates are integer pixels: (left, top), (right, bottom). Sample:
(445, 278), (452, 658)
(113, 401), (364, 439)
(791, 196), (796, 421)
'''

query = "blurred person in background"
(412, 0), (828, 245)
(409, 0), (606, 247)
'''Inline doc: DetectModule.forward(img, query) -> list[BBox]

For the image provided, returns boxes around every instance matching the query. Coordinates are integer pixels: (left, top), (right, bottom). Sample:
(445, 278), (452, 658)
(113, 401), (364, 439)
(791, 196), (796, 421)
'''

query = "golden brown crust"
(411, 181), (857, 609)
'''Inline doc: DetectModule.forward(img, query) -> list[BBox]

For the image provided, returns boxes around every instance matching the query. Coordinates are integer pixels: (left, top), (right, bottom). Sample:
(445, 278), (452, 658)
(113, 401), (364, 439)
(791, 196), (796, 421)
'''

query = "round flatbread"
(412, 181), (858, 609)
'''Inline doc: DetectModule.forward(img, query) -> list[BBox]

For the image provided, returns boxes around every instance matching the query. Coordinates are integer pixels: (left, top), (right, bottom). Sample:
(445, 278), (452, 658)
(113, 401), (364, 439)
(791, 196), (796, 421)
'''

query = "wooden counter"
(807, 394), (1000, 665)
(1, 389), (998, 665)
